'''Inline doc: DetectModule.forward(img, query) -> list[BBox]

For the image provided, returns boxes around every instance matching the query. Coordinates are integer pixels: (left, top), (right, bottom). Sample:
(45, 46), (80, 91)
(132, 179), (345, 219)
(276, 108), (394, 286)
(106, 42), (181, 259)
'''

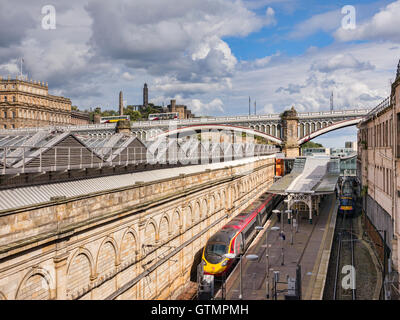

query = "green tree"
(302, 141), (324, 149)
(124, 107), (142, 122)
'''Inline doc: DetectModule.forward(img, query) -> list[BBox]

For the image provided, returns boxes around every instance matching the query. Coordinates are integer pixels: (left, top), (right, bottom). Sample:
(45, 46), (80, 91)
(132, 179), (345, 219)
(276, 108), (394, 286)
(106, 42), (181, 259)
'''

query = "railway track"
(333, 213), (357, 300)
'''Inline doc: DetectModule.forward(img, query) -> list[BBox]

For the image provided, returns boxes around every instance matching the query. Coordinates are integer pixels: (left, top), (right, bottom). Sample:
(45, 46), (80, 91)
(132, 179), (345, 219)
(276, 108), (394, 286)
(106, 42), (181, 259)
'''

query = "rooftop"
(267, 155), (340, 195)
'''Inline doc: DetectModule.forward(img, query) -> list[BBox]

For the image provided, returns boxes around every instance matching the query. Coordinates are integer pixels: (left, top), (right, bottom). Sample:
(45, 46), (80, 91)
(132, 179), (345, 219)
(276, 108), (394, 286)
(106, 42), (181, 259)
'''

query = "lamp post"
(224, 253), (259, 300)
(284, 199), (291, 224)
(273, 209), (285, 265)
(258, 225), (280, 299)
(286, 210), (293, 245)
(292, 200), (301, 233)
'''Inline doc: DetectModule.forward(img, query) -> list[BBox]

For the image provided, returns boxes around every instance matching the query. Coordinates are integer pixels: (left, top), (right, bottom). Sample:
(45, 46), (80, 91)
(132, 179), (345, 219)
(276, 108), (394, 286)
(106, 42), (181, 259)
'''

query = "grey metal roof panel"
(0, 155), (276, 211)
(267, 156), (339, 195)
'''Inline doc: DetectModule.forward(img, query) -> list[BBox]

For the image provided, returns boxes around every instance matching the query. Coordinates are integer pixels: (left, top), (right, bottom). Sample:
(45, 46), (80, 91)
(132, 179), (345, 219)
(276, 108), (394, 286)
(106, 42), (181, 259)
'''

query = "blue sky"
(1, 0), (400, 147)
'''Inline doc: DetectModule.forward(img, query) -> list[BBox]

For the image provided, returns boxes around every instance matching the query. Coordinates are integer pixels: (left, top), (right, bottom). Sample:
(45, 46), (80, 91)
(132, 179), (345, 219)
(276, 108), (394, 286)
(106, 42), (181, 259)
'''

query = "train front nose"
(203, 260), (227, 275)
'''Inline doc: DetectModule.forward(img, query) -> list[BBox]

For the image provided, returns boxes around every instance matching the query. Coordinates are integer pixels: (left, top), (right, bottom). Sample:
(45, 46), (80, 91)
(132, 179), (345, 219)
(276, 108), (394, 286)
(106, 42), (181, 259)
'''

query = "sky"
(1, 0), (400, 147)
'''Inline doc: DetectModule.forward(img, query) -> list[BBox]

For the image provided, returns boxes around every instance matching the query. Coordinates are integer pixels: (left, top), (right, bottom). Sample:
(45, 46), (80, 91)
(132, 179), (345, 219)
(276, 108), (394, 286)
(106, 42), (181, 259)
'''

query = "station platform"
(216, 194), (339, 300)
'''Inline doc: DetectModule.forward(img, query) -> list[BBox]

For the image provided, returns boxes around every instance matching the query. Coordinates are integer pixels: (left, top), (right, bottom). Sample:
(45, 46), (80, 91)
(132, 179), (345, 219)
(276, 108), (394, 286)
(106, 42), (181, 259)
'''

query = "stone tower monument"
(143, 83), (148, 107)
(281, 106), (300, 157)
(119, 91), (123, 116)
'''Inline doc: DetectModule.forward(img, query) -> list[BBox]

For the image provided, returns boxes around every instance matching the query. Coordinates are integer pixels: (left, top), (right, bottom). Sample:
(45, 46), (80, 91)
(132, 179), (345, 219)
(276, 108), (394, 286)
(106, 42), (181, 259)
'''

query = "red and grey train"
(202, 192), (282, 276)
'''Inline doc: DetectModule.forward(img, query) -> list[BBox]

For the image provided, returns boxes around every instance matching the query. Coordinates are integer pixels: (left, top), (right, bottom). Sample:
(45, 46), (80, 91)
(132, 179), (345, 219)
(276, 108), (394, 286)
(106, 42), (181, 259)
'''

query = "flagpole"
(20, 58), (23, 78)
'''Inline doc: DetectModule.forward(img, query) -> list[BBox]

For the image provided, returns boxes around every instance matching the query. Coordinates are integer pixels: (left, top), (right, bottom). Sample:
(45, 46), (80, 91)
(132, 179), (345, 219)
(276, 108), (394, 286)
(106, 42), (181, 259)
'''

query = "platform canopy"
(268, 155), (341, 196)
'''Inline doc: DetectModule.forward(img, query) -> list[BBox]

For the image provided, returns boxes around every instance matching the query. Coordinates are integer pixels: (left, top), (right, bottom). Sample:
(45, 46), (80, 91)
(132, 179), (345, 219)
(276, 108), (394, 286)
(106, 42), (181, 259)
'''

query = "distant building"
(0, 76), (74, 129)
(301, 144), (356, 176)
(143, 83), (148, 107)
(345, 141), (357, 151)
(301, 148), (329, 156)
(71, 110), (91, 125)
(119, 91), (123, 116)
(330, 147), (355, 157)
(339, 154), (356, 176)
(167, 99), (194, 119)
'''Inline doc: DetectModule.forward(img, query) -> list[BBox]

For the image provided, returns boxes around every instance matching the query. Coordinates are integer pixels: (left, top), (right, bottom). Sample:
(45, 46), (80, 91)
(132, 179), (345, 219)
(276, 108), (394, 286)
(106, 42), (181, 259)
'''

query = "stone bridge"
(0, 155), (276, 300)
(0, 107), (370, 157)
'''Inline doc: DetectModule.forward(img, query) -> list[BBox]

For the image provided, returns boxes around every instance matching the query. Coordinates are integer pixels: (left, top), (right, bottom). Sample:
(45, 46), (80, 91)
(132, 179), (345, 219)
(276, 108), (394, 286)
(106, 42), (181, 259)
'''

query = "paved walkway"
(217, 194), (338, 300)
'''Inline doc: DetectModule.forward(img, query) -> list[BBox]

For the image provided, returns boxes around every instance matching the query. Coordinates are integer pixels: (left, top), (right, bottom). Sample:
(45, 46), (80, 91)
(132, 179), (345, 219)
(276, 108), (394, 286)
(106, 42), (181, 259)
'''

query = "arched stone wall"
(67, 249), (94, 297)
(16, 268), (54, 300)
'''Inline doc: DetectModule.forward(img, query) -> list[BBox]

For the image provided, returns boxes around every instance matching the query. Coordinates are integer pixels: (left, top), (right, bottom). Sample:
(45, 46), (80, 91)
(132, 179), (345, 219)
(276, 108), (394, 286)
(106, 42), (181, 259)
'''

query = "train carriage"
(202, 193), (282, 276)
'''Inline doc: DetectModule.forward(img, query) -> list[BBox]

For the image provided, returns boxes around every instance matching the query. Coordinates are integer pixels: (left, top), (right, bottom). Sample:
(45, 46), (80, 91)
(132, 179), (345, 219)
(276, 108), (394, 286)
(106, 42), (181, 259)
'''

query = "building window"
(11, 124), (14, 129)
(4, 96), (7, 102)
(3, 111), (7, 119)
(3, 124), (6, 129)
(12, 111), (16, 118)
(12, 96), (15, 102)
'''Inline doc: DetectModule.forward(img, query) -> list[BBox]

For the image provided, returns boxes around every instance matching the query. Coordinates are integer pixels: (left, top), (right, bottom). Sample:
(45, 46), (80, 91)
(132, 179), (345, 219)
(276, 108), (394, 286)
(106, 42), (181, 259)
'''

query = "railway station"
(198, 155), (383, 300)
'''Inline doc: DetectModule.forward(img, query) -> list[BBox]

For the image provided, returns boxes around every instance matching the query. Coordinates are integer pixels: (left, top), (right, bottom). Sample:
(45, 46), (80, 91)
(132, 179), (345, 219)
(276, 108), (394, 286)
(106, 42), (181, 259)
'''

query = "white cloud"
(122, 72), (135, 81)
(334, 0), (400, 43)
(86, 0), (266, 83)
(265, 7), (277, 26)
(229, 42), (400, 117)
(190, 98), (224, 115)
(288, 9), (342, 39)
(310, 53), (375, 73)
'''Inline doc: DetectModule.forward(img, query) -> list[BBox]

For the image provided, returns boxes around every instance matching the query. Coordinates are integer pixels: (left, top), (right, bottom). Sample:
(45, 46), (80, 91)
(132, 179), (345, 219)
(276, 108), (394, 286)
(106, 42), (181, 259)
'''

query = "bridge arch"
(298, 118), (362, 145)
(152, 124), (283, 145)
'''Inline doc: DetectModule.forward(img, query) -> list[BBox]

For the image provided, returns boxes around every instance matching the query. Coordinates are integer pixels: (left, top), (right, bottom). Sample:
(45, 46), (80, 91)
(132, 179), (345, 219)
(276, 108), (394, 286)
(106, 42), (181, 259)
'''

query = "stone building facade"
(168, 99), (194, 119)
(0, 76), (72, 129)
(0, 156), (275, 300)
(357, 61), (400, 276)
(70, 111), (91, 126)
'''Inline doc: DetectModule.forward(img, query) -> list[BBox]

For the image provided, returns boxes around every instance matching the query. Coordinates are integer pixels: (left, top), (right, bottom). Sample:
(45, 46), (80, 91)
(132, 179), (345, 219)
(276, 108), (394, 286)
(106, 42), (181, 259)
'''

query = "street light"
(223, 253), (259, 300)
(258, 225), (280, 299)
(284, 199), (291, 224)
(273, 209), (285, 265)
(292, 200), (302, 233)
(285, 209), (293, 245)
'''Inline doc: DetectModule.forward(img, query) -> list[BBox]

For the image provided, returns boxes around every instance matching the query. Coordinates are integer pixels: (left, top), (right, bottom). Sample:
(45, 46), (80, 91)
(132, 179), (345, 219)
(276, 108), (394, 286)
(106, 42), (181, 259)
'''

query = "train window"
(243, 220), (256, 240)
(256, 213), (261, 226)
(235, 233), (244, 254)
(206, 243), (227, 257)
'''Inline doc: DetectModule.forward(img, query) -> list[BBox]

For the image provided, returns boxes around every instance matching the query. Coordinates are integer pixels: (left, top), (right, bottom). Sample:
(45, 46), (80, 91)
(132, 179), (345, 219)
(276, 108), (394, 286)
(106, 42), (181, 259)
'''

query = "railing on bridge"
(0, 109), (372, 135)
(364, 97), (391, 121)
